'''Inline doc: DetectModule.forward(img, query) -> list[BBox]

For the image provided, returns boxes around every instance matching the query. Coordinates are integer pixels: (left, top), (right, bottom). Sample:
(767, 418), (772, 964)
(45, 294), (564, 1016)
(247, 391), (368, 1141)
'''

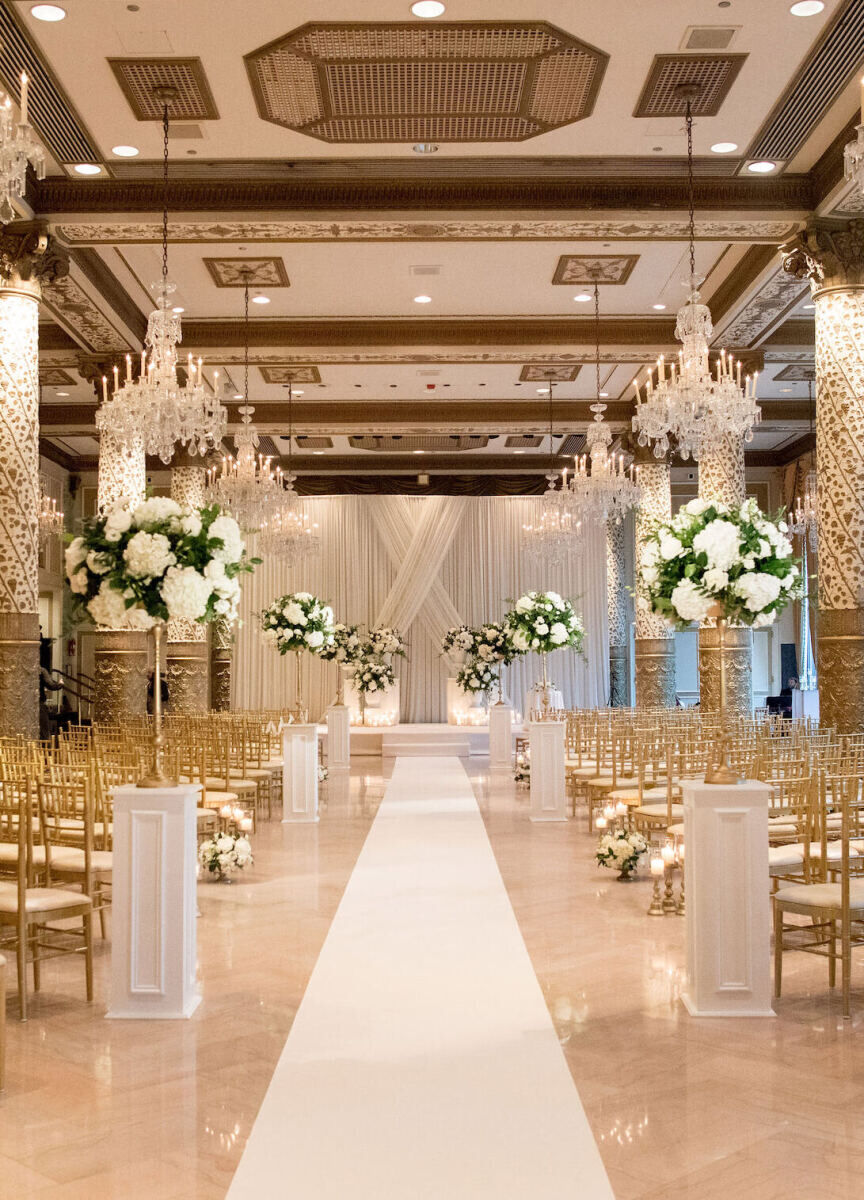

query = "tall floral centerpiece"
(366, 626), (406, 660)
(505, 591), (584, 715)
(260, 592), (335, 719)
(639, 496), (802, 781)
(440, 625), (478, 672)
(473, 621), (519, 704)
(66, 498), (255, 786)
(352, 659), (396, 723)
(456, 659), (499, 709)
(317, 622), (364, 704)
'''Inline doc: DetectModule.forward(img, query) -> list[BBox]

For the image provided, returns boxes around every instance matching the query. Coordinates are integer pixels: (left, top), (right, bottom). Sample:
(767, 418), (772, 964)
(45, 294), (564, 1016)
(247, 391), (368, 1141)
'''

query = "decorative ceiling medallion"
(259, 364), (322, 384)
(349, 434), (489, 451)
(774, 363), (816, 381)
(245, 21), (608, 143)
(108, 58), (219, 121)
(203, 257), (290, 288)
(634, 53), (747, 117)
(39, 367), (75, 386)
(552, 254), (639, 285)
(520, 364), (581, 382)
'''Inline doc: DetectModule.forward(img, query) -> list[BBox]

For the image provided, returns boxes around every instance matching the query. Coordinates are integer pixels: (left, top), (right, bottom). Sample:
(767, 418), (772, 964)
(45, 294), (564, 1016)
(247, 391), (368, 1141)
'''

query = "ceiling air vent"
(634, 53), (747, 117)
(505, 435), (544, 448)
(168, 123), (204, 139)
(349, 435), (489, 452)
(294, 436), (333, 449)
(560, 433), (586, 457)
(409, 265), (441, 276)
(108, 57), (220, 121)
(681, 26), (739, 51)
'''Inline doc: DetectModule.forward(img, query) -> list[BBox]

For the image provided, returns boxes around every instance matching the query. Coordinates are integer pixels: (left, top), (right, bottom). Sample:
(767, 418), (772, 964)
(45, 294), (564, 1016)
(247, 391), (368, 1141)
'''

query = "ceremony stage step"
(319, 721), (525, 759)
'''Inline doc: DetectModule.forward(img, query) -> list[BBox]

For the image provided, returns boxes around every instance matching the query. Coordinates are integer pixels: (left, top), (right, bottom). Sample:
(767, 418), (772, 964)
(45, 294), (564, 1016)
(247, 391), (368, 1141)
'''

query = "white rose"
(512, 630), (529, 651)
(161, 565), (213, 621)
(283, 601), (303, 624)
(659, 533), (684, 561)
(641, 565), (659, 587)
(692, 519), (741, 572)
(295, 592), (312, 601)
(753, 610), (776, 628)
(684, 498), (711, 516)
(132, 497), (181, 528)
(368, 681), (378, 692)
(515, 596), (532, 614)
(104, 507), (133, 542)
(641, 541), (660, 569)
(123, 531), (176, 580)
(670, 579), (713, 624)
(208, 514), (244, 563)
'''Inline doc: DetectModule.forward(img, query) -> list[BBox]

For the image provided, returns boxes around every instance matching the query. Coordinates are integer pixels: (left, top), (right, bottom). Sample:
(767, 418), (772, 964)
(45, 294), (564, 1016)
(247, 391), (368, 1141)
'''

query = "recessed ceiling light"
(599, 392), (609, 398)
(711, 142), (738, 153)
(73, 163), (101, 175)
(652, 303), (666, 310)
(112, 144), (139, 157)
(31, 4), (66, 20)
(412, 448), (426, 454)
(411, 0), (445, 16)
(413, 294), (432, 303)
(512, 449), (525, 454)
(55, 390), (69, 397)
(573, 293), (592, 302)
(293, 390), (304, 396)
(790, 1), (824, 15)
(313, 450), (324, 456)
(536, 387), (548, 394)
(251, 294), (270, 304)
(803, 302), (815, 309)
(781, 388), (792, 393)
(233, 393), (243, 400)
(413, 142), (439, 154)
(748, 160), (776, 173)
(172, 306), (184, 314)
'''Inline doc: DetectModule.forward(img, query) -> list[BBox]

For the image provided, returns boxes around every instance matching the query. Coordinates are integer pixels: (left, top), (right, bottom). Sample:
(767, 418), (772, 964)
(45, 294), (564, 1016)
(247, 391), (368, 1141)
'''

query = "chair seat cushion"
(52, 848), (113, 873)
(634, 803), (684, 820)
(0, 882), (92, 913)
(607, 788), (642, 804)
(769, 845), (806, 869)
(565, 763), (599, 777)
(774, 880), (864, 911)
(0, 842), (44, 865)
(586, 776), (615, 789)
(667, 822), (684, 838)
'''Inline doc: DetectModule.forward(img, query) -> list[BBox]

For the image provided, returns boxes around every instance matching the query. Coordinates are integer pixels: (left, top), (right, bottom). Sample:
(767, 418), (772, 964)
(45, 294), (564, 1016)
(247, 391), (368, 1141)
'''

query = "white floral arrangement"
(365, 626), (406, 658)
(456, 659), (498, 695)
(474, 621), (518, 664)
(441, 625), (477, 657)
(505, 591), (585, 654)
(65, 498), (255, 630)
(353, 659), (395, 695)
(198, 832), (253, 878)
(638, 497), (802, 629)
(596, 829), (648, 875)
(318, 764), (328, 783)
(318, 622), (364, 665)
(260, 592), (336, 655)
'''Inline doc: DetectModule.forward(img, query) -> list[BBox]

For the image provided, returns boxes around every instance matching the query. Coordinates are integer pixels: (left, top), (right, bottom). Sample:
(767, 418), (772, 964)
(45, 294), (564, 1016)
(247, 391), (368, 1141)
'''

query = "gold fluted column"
(210, 617), (234, 711)
(166, 466), (209, 712)
(634, 450), (676, 708)
(606, 519), (629, 706)
(0, 227), (68, 737)
(94, 419), (147, 725)
(697, 433), (752, 715)
(784, 219), (864, 732)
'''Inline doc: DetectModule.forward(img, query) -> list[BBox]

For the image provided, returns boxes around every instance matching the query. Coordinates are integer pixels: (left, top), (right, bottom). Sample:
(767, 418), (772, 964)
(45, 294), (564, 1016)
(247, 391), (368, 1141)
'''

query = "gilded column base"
(699, 625), (752, 716)
(609, 643), (629, 708)
(94, 630), (148, 725)
(634, 637), (676, 709)
(0, 612), (40, 738)
(210, 655), (232, 712)
(818, 608), (864, 734)
(166, 640), (210, 714)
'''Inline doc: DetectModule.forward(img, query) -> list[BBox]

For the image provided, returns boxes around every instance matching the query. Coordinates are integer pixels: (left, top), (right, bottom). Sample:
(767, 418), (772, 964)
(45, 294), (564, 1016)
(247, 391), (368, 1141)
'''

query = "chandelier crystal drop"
(256, 383), (320, 564)
(631, 87), (760, 461)
(95, 89), (226, 464)
(0, 75), (45, 225)
(567, 283), (641, 523)
(522, 383), (581, 565)
(204, 281), (284, 532)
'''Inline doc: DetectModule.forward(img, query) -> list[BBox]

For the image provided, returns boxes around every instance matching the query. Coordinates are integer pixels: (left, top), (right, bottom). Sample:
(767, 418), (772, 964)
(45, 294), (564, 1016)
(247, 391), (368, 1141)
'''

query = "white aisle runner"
(227, 757), (614, 1199)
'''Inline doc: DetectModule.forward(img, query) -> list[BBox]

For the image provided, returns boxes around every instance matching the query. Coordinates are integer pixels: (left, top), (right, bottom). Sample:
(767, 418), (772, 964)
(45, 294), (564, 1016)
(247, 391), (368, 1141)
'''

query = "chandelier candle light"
(38, 485), (64, 548)
(631, 85), (760, 461)
(0, 73), (45, 224)
(522, 382), (581, 565)
(257, 382), (320, 563)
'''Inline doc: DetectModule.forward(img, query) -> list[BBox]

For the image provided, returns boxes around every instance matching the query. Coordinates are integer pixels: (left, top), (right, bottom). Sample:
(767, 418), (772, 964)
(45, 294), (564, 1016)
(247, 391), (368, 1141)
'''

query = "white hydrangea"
(104, 506), (133, 542)
(692, 519), (741, 571)
(733, 571), (782, 613)
(132, 497), (181, 528)
(208, 514), (244, 564)
(702, 567), (729, 593)
(683, 497), (712, 517)
(283, 601), (305, 625)
(87, 579), (149, 630)
(86, 549), (112, 575)
(65, 538), (88, 592)
(123, 531), (176, 580)
(659, 533), (684, 561)
(512, 629), (529, 651)
(161, 565), (213, 621)
(670, 579), (713, 624)
(178, 512), (202, 538)
(305, 629), (324, 648)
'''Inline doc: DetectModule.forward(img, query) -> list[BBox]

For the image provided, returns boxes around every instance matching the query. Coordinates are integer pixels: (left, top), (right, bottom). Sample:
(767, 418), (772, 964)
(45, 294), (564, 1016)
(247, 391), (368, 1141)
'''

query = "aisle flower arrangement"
(353, 659), (395, 695)
(474, 621), (518, 664)
(638, 497), (802, 629)
(198, 833), (253, 881)
(441, 625), (477, 657)
(504, 591), (585, 655)
(595, 829), (648, 880)
(260, 592), (336, 654)
(317, 622), (364, 665)
(365, 626), (406, 658)
(65, 498), (255, 629)
(456, 659), (498, 695)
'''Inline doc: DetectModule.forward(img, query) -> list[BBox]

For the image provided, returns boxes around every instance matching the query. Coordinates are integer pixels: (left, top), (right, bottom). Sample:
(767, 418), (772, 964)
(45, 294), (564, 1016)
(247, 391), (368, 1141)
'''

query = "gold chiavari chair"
(40, 770), (113, 939)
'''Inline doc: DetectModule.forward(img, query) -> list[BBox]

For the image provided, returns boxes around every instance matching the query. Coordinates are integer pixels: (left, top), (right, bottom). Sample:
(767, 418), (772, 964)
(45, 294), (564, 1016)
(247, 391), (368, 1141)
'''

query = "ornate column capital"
(782, 219), (864, 296)
(0, 223), (69, 299)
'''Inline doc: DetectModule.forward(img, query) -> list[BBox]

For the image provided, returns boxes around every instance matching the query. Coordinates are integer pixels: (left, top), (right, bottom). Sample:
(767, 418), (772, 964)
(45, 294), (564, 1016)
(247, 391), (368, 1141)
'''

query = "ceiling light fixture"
(411, 1), (445, 16)
(413, 294), (432, 303)
(73, 162), (101, 175)
(251, 294), (269, 305)
(31, 4), (66, 20)
(55, 390), (69, 397)
(573, 292), (592, 302)
(522, 380), (580, 564)
(711, 142), (738, 153)
(112, 144), (139, 157)
(747, 160), (776, 173)
(172, 306), (184, 313)
(413, 449), (425, 455)
(38, 481), (64, 547)
(0, 72), (45, 222)
(257, 381), (320, 564)
(652, 303), (666, 310)
(412, 142), (439, 154)
(790, 1), (824, 15)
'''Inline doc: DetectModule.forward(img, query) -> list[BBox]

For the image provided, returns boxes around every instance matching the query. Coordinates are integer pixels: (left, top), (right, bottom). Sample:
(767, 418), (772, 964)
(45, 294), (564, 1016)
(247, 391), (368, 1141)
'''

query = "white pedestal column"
(282, 724), (319, 823)
(107, 784), (201, 1020)
(682, 779), (773, 1018)
(489, 703), (513, 771)
(326, 703), (351, 771)
(529, 720), (567, 822)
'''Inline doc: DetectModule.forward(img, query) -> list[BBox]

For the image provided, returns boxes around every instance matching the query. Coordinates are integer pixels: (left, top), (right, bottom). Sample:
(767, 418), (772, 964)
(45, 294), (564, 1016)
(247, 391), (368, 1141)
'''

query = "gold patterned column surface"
(93, 630), (148, 725)
(606, 519), (629, 706)
(210, 616), (233, 712)
(634, 455), (676, 707)
(783, 219), (864, 731)
(165, 640), (209, 713)
(167, 467), (209, 644)
(97, 428), (145, 513)
(697, 433), (751, 714)
(0, 226), (68, 737)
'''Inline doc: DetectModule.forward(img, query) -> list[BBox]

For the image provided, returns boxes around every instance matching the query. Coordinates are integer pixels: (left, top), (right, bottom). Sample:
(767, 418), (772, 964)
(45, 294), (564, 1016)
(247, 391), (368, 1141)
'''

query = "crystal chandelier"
(38, 481), (64, 548)
(96, 87), (226, 464)
(0, 74), (44, 225)
(632, 85), (760, 461)
(567, 283), (641, 524)
(205, 278), (284, 532)
(789, 383), (818, 552)
(522, 382), (581, 566)
(257, 383), (320, 564)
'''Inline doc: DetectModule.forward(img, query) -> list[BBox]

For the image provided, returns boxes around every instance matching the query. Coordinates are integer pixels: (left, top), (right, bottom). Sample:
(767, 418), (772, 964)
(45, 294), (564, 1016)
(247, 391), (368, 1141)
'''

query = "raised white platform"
(318, 721), (525, 759)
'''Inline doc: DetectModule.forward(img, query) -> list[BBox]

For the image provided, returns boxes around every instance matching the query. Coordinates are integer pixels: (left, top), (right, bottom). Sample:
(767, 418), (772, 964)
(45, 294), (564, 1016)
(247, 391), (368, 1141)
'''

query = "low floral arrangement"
(441, 625), (477, 657)
(514, 749), (530, 785)
(456, 659), (498, 695)
(261, 592), (336, 654)
(505, 591), (585, 654)
(318, 764), (328, 783)
(198, 832), (253, 879)
(474, 621), (518, 664)
(596, 829), (648, 876)
(353, 659), (395, 695)
(65, 497), (255, 630)
(638, 497), (802, 629)
(365, 626), (406, 658)
(318, 622), (364, 665)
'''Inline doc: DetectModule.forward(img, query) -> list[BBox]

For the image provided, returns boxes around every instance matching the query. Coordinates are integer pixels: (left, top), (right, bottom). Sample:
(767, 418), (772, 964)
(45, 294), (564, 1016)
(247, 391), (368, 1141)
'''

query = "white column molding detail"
(326, 703), (351, 771)
(529, 720), (566, 822)
(282, 724), (319, 823)
(488, 702), (513, 771)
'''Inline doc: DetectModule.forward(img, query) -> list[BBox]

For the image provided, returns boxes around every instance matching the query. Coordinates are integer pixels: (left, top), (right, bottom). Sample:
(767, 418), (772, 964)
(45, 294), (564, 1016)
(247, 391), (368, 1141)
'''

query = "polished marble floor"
(2, 760), (864, 1198)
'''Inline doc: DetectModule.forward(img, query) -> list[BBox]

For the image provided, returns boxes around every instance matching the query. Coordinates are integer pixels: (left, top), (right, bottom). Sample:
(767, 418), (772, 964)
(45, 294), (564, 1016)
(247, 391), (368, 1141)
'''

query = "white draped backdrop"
(233, 496), (610, 723)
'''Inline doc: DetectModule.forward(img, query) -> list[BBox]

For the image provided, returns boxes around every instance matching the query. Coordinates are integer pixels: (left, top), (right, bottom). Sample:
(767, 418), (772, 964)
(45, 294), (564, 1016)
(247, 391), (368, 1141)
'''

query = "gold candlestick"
(138, 621), (176, 788)
(704, 610), (740, 785)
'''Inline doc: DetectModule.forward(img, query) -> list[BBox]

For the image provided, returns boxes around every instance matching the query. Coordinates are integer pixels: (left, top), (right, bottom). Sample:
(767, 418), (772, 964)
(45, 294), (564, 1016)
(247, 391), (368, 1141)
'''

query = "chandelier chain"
(686, 99), (696, 286)
(244, 281), (249, 406)
(161, 102), (169, 285)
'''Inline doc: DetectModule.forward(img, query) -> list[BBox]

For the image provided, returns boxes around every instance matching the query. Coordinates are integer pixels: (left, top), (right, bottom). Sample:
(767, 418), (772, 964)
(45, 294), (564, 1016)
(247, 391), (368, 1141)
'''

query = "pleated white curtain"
(232, 496), (609, 722)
